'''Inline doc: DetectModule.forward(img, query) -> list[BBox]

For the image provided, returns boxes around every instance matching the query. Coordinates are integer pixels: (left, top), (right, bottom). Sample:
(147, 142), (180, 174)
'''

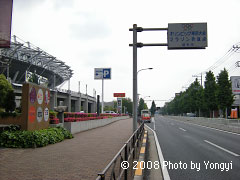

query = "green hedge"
(0, 112), (19, 118)
(0, 126), (73, 148)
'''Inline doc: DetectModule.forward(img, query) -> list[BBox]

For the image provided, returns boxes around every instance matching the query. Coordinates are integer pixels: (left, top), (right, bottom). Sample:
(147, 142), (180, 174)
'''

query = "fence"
(96, 122), (145, 180)
(168, 116), (240, 134)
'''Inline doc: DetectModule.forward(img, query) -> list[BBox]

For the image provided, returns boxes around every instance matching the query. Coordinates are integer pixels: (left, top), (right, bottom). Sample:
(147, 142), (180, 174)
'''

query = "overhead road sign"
(168, 23), (207, 49)
(129, 23), (207, 133)
(94, 68), (111, 80)
(114, 93), (125, 97)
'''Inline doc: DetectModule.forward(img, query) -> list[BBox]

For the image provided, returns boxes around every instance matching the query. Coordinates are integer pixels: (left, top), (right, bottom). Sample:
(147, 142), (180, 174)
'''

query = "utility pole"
(192, 73), (202, 86)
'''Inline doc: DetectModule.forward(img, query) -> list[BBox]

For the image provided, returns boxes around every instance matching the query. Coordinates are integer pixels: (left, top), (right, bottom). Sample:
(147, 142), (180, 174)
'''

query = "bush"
(5, 89), (16, 112)
(49, 111), (58, 118)
(0, 112), (18, 118)
(3, 124), (20, 131)
(0, 74), (16, 112)
(0, 126), (73, 148)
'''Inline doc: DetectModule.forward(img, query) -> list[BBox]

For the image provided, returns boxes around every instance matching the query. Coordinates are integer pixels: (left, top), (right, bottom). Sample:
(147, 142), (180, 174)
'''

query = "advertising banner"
(117, 98), (122, 114)
(0, 0), (13, 48)
(231, 76), (240, 94)
(113, 93), (125, 97)
(22, 83), (50, 131)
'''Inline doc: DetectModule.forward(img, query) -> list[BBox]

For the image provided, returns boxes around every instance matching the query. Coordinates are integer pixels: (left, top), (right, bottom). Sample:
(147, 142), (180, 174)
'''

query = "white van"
(103, 111), (117, 114)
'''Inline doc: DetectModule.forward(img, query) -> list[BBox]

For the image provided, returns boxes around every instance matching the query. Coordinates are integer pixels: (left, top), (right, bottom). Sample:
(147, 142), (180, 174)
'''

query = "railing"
(96, 122), (145, 180)
(168, 116), (240, 134)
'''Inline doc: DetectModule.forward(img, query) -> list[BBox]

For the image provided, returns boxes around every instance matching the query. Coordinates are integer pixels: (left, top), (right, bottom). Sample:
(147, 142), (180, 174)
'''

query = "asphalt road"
(146, 115), (240, 180)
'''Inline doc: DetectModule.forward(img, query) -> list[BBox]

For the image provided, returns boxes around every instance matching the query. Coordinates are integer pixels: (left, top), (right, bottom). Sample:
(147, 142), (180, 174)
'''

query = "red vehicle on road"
(141, 109), (151, 123)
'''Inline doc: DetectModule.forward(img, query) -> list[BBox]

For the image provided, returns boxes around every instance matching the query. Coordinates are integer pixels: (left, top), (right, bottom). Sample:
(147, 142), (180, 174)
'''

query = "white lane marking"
(145, 124), (171, 180)
(166, 117), (240, 136)
(152, 117), (156, 131)
(179, 128), (186, 132)
(204, 140), (240, 157)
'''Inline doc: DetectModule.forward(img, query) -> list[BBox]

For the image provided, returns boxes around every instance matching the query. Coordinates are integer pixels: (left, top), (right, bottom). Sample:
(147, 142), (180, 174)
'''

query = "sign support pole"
(129, 23), (206, 133)
(133, 24), (138, 132)
(102, 78), (104, 113)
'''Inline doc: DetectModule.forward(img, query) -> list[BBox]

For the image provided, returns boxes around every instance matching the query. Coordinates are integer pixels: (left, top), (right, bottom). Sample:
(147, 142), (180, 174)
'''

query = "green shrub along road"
(0, 125), (73, 148)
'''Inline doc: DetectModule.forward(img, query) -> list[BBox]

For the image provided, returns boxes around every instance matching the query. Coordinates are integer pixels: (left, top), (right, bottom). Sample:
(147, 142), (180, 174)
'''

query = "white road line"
(179, 127), (186, 132)
(204, 140), (240, 157)
(146, 124), (171, 180)
(151, 117), (156, 131)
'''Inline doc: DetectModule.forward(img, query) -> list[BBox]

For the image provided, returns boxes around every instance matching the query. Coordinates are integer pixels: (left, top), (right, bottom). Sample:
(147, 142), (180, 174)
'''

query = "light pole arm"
(137, 68), (153, 74)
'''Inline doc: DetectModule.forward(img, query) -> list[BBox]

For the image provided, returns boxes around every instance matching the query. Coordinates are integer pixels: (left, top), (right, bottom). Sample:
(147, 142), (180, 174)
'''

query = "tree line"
(162, 69), (234, 118)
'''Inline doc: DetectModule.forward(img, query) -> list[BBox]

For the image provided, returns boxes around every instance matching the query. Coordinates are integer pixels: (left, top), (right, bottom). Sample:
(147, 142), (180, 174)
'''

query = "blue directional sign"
(94, 68), (111, 80)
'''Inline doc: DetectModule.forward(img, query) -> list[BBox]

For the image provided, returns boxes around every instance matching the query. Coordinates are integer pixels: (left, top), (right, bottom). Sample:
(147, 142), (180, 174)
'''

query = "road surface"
(146, 115), (240, 180)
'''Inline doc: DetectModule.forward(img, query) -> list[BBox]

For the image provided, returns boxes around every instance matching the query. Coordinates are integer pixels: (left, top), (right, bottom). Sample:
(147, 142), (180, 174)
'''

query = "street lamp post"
(137, 68), (153, 74)
(133, 67), (153, 132)
(143, 96), (150, 100)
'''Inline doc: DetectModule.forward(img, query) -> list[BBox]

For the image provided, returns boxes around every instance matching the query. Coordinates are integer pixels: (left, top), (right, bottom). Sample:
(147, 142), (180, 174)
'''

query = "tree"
(5, 89), (16, 112)
(104, 105), (116, 112)
(0, 74), (16, 112)
(150, 100), (156, 115)
(0, 74), (12, 108)
(216, 68), (234, 117)
(103, 101), (117, 112)
(138, 98), (148, 116)
(204, 71), (218, 117)
(188, 79), (204, 116)
(122, 98), (133, 114)
(28, 71), (39, 85)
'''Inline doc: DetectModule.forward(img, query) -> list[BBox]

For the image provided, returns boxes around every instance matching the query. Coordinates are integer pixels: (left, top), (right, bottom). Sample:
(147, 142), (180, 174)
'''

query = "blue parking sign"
(103, 68), (111, 79)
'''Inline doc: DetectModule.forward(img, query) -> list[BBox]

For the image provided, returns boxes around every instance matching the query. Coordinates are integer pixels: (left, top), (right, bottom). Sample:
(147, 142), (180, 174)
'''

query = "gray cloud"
(14, 0), (74, 11)
(69, 13), (111, 40)
(52, 0), (74, 10)
(13, 0), (46, 9)
(83, 49), (112, 67)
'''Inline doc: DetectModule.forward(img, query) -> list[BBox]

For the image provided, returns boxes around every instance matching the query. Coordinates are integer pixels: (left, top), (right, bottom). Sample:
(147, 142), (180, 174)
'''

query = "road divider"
(167, 116), (240, 136)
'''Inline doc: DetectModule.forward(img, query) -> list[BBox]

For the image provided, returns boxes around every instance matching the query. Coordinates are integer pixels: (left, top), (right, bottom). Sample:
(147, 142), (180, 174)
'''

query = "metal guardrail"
(169, 116), (240, 134)
(96, 122), (145, 180)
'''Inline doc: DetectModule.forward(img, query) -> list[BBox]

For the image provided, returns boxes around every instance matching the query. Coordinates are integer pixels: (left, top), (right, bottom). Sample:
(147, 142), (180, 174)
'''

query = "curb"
(146, 124), (171, 180)
(133, 130), (148, 180)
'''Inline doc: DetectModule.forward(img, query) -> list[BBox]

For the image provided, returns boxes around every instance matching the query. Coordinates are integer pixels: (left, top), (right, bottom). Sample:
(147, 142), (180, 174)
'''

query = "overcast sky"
(12, 0), (240, 107)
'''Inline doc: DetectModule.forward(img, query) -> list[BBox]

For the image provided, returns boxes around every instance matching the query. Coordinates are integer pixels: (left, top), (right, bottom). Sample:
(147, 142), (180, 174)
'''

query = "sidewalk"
(0, 118), (133, 180)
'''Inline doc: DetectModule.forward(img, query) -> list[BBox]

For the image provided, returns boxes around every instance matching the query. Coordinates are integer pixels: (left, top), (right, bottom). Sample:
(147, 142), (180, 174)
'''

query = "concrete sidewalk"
(0, 118), (133, 180)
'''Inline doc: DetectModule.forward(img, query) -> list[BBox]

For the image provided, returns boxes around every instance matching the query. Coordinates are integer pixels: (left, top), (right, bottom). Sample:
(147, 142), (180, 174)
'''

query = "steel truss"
(0, 35), (73, 88)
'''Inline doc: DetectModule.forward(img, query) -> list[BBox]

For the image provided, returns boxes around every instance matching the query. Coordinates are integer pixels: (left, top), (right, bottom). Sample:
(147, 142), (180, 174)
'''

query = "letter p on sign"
(103, 68), (111, 79)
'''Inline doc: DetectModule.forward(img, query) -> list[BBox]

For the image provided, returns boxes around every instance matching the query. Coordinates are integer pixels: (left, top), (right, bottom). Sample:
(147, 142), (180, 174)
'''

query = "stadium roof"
(0, 35), (73, 88)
